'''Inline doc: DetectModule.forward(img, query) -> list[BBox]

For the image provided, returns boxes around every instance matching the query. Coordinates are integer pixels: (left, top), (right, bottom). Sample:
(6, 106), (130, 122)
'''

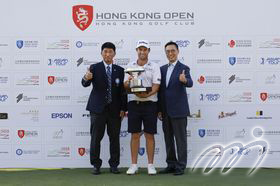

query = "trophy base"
(127, 87), (152, 94)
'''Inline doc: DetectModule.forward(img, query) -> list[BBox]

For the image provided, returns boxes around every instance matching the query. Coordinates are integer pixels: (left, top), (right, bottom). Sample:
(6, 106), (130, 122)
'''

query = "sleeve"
(120, 68), (128, 111)
(183, 66), (193, 88)
(152, 64), (161, 85)
(81, 64), (94, 87)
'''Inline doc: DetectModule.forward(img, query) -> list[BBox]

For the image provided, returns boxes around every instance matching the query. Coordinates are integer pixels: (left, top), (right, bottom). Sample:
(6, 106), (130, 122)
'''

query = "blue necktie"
(166, 64), (174, 87)
(106, 65), (112, 104)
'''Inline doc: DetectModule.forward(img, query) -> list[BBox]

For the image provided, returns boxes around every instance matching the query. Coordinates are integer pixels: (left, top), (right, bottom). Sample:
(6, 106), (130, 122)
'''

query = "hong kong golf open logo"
(192, 128), (268, 176)
(72, 5), (93, 31)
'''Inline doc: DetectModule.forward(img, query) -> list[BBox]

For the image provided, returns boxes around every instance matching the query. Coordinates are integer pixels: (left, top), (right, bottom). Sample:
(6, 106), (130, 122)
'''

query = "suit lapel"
(100, 61), (108, 86)
(167, 62), (180, 88)
(162, 64), (168, 88)
(111, 64), (117, 87)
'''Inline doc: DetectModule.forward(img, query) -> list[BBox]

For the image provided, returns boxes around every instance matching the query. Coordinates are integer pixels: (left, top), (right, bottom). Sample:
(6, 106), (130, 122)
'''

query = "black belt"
(130, 101), (154, 104)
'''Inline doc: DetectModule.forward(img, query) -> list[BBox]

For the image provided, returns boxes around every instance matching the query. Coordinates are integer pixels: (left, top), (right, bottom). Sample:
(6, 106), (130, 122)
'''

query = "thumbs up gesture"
(84, 67), (93, 80)
(179, 70), (187, 83)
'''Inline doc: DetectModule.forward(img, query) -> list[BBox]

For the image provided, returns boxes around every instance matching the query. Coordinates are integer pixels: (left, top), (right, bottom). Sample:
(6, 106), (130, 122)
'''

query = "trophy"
(125, 67), (152, 94)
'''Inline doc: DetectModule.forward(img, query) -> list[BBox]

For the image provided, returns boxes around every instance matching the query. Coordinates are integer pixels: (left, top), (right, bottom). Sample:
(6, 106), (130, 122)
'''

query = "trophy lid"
(124, 67), (145, 73)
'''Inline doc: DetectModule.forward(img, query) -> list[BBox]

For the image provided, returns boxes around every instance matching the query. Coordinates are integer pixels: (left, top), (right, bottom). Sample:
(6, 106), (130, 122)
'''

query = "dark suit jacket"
(159, 61), (193, 118)
(81, 62), (127, 116)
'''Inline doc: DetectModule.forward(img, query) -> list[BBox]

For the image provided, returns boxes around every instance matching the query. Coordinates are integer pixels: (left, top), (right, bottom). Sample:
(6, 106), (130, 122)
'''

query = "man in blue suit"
(81, 42), (127, 175)
(158, 41), (193, 175)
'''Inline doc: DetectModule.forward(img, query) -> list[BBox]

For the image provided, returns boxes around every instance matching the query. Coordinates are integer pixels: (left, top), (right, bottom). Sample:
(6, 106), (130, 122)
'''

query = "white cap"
(136, 40), (150, 49)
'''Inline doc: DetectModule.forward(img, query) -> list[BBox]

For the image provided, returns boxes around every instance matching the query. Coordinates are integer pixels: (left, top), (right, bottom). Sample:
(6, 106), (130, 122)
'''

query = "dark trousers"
(90, 105), (121, 168)
(162, 115), (188, 170)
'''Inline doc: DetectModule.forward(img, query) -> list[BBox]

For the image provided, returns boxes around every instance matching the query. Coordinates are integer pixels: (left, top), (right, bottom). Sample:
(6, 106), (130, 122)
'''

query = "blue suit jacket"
(81, 62), (127, 116)
(158, 61), (193, 118)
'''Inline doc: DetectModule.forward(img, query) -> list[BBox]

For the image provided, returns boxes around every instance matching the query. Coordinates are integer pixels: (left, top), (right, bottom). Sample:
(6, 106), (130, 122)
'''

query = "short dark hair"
(165, 41), (179, 50)
(101, 42), (116, 52)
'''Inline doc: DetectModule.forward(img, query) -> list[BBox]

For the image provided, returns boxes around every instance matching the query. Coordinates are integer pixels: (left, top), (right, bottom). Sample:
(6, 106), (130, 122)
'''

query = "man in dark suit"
(81, 42), (127, 175)
(158, 41), (193, 176)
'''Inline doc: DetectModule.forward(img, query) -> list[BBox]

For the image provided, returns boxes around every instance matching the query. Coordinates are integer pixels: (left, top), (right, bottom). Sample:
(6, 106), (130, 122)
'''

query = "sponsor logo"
(176, 40), (190, 48)
(0, 129), (9, 139)
(259, 38), (280, 48)
(198, 39), (220, 48)
(72, 5), (94, 31)
(246, 110), (272, 120)
(46, 40), (70, 50)
(15, 75), (39, 86)
(198, 129), (221, 138)
(47, 147), (70, 158)
(75, 131), (90, 137)
(228, 92), (252, 103)
(200, 94), (220, 101)
(197, 75), (222, 84)
(78, 148), (86, 156)
(260, 57), (280, 65)
(228, 57), (251, 66)
(265, 74), (276, 84)
(198, 129), (206, 138)
(48, 58), (68, 66)
(120, 130), (129, 138)
(16, 93), (39, 103)
(189, 110), (201, 119)
(218, 111), (237, 119)
(260, 92), (280, 102)
(0, 113), (8, 119)
(51, 113), (72, 119)
(0, 95), (8, 102)
(53, 129), (64, 139)
(16, 149), (23, 155)
(17, 130), (38, 139)
(16, 40), (23, 49)
(138, 147), (145, 156)
(228, 39), (252, 48)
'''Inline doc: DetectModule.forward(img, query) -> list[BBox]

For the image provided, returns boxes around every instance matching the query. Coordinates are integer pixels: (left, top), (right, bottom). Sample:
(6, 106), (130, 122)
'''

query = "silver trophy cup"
(124, 67), (151, 93)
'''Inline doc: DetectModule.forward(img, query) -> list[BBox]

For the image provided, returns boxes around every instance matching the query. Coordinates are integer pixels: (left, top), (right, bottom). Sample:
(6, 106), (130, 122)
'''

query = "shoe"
(110, 167), (120, 174)
(92, 167), (101, 175)
(126, 164), (138, 175)
(173, 168), (184, 176)
(159, 167), (176, 174)
(147, 164), (157, 175)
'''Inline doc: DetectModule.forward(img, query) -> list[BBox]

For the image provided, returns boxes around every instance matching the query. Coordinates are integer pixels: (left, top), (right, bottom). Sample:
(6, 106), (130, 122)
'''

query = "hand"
(84, 67), (93, 80)
(128, 75), (133, 81)
(135, 92), (149, 98)
(158, 112), (163, 121)
(120, 111), (125, 121)
(179, 70), (187, 84)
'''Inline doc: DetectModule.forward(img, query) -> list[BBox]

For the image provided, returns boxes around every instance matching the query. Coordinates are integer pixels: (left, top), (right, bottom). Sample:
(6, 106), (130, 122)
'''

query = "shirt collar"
(103, 61), (112, 69)
(168, 60), (178, 67)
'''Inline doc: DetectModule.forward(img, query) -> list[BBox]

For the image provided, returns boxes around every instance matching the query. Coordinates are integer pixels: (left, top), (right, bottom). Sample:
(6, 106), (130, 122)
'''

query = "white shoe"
(148, 164), (157, 175)
(127, 164), (138, 175)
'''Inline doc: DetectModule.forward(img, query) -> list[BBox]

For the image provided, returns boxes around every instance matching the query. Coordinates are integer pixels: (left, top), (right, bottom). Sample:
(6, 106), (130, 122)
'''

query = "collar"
(168, 60), (178, 67)
(103, 61), (112, 69)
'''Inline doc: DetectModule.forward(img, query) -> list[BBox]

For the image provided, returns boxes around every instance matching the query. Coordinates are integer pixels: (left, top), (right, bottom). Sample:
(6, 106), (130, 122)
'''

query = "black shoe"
(92, 167), (101, 175)
(173, 169), (184, 176)
(159, 167), (176, 174)
(110, 167), (120, 174)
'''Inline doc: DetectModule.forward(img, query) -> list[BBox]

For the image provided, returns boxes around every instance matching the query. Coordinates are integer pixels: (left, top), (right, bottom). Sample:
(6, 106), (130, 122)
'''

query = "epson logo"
(51, 113), (72, 119)
(48, 59), (68, 66)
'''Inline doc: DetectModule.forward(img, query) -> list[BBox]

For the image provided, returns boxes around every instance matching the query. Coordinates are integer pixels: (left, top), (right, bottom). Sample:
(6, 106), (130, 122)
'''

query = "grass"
(0, 168), (279, 186)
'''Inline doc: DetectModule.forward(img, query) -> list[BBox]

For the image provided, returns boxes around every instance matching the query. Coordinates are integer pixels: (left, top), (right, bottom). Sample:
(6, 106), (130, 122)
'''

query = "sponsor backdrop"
(0, 0), (279, 168)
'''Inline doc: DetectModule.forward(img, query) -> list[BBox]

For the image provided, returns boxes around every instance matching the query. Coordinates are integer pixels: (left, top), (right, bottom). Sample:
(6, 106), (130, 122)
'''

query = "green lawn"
(0, 168), (279, 186)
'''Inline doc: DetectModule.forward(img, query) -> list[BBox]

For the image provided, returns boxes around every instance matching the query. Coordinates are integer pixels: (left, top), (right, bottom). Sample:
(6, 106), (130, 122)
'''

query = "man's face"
(136, 47), (150, 60)
(101, 48), (115, 64)
(165, 44), (179, 63)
